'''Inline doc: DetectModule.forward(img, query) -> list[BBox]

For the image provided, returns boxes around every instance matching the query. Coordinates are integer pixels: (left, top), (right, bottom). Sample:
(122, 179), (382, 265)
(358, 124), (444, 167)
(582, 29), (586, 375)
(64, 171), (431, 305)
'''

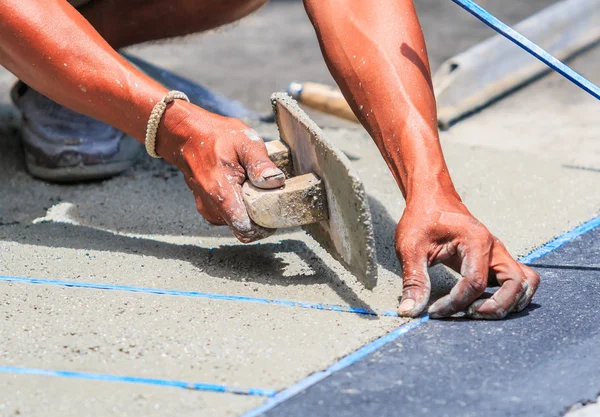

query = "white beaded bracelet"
(145, 90), (190, 158)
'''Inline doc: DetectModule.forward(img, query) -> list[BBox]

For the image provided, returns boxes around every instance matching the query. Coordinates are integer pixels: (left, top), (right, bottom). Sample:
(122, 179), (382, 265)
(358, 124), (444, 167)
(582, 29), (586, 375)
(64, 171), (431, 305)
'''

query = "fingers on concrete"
(398, 248), (431, 318)
(515, 263), (541, 313)
(428, 245), (490, 318)
(466, 245), (529, 320)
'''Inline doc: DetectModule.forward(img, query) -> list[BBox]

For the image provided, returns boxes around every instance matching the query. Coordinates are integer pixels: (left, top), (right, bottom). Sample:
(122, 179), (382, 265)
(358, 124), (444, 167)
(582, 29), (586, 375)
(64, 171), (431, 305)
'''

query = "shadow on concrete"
(0, 220), (379, 318)
(0, 106), (387, 317)
(367, 195), (401, 276)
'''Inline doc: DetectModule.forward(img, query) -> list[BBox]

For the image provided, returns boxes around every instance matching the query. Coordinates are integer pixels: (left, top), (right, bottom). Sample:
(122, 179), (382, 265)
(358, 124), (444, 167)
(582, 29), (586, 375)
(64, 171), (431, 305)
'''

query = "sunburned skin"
(303, 0), (539, 319)
(0, 0), (539, 319)
(0, 0), (283, 244)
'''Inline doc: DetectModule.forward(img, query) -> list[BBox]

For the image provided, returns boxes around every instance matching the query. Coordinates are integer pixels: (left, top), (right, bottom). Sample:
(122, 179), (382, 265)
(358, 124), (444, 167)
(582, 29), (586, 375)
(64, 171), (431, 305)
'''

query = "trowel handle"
(264, 140), (293, 178)
(242, 140), (329, 229)
(287, 82), (358, 122)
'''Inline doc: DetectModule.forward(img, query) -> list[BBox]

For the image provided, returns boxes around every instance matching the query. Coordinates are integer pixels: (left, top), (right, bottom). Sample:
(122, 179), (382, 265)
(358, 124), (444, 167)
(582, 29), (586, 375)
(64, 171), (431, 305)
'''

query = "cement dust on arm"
(303, 0), (540, 319)
(0, 0), (284, 242)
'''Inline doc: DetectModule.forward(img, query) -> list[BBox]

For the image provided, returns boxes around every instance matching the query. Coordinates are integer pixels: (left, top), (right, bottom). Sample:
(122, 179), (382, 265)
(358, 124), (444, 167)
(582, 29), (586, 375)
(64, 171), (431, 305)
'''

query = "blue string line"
(240, 215), (600, 415)
(0, 366), (277, 397)
(1, 215), (598, 407)
(239, 316), (430, 417)
(519, 216), (600, 264)
(0, 276), (398, 318)
(451, 0), (600, 100)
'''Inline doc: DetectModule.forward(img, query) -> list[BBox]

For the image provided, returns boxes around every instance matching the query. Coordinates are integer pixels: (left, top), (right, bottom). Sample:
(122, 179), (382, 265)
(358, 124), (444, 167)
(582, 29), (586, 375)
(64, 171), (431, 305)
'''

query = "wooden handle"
(242, 139), (328, 229)
(242, 173), (328, 229)
(289, 82), (358, 122)
(264, 140), (293, 178)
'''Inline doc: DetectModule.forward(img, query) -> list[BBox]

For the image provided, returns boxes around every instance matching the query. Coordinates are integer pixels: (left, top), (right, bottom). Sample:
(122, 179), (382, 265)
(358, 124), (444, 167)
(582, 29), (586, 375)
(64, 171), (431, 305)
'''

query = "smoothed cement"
(0, 374), (262, 417)
(0, 281), (400, 390)
(0, 1), (598, 415)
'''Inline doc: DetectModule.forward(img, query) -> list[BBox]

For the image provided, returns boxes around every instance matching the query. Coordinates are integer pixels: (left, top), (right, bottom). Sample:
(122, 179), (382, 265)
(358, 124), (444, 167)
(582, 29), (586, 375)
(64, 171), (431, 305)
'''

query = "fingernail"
(427, 304), (443, 319)
(261, 168), (285, 182)
(398, 299), (416, 315)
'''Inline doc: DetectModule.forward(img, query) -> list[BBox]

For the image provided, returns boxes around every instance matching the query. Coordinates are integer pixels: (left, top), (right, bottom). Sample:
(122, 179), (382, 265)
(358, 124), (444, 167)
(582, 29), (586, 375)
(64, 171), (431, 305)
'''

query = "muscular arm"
(0, 0), (166, 140)
(0, 0), (285, 242)
(304, 0), (453, 200)
(304, 0), (540, 319)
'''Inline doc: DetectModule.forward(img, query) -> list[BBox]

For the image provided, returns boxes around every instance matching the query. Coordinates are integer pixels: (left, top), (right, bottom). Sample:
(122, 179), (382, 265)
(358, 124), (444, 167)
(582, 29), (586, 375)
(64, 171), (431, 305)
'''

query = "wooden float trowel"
(242, 93), (377, 289)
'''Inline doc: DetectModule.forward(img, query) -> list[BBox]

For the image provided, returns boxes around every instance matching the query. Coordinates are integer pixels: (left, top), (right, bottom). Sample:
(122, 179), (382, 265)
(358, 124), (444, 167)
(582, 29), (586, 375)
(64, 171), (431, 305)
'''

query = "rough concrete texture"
(0, 0), (599, 416)
(0, 281), (399, 395)
(0, 374), (263, 417)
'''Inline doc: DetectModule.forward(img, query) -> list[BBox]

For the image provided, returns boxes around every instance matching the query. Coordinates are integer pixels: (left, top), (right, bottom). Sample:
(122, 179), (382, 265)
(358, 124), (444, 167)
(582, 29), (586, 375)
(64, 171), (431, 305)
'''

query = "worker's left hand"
(155, 104), (285, 243)
(395, 194), (540, 319)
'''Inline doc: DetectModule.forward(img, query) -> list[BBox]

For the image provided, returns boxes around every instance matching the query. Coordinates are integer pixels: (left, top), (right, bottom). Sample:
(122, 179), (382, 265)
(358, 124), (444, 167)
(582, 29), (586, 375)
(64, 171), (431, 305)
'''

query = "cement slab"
(0, 281), (400, 390)
(262, 227), (600, 417)
(0, 1), (598, 416)
(0, 374), (263, 417)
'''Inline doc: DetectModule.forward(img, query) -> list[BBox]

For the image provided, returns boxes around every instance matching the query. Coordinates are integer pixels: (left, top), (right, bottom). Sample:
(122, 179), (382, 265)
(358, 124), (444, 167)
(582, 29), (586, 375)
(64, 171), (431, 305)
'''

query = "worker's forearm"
(304, 0), (459, 202)
(0, 0), (198, 146)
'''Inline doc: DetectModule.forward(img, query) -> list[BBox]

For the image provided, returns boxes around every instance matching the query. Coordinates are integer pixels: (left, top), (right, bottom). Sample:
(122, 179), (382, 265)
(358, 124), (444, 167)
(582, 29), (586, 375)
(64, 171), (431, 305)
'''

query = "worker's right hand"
(156, 103), (285, 243)
(395, 193), (540, 320)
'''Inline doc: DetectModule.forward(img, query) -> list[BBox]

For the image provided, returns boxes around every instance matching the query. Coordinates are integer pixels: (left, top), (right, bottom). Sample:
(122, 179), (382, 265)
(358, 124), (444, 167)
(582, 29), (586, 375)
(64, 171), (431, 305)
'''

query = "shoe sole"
(26, 156), (138, 183)
(12, 81), (145, 183)
(25, 136), (144, 183)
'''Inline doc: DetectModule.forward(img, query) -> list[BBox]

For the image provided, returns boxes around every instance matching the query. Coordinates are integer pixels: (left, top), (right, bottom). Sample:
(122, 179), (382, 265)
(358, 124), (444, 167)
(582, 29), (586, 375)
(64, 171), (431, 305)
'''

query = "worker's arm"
(0, 0), (284, 242)
(303, 0), (539, 319)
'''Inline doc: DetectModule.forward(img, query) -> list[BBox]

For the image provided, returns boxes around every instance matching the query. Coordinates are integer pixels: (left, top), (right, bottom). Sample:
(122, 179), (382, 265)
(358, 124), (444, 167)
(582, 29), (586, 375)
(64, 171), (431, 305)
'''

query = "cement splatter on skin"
(0, 0), (540, 319)
(304, 0), (539, 318)
(243, 128), (262, 142)
(166, 114), (283, 243)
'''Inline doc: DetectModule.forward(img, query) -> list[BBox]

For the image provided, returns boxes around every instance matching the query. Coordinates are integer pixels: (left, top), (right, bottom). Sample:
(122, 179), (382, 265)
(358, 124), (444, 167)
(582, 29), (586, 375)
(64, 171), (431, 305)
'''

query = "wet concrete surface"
(0, 0), (599, 415)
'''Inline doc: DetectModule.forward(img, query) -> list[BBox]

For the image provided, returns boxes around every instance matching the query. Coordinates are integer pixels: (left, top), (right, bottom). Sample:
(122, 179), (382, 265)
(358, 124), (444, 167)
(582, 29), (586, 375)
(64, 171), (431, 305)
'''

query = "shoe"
(10, 81), (144, 183)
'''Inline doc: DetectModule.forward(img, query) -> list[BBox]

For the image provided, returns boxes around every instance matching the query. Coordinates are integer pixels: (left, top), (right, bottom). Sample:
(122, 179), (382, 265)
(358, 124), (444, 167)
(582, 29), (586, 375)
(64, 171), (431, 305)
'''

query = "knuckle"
(402, 273), (428, 290)
(528, 269), (541, 288)
(396, 236), (419, 259)
(465, 277), (487, 294)
(472, 228), (493, 249)
(530, 273), (541, 289)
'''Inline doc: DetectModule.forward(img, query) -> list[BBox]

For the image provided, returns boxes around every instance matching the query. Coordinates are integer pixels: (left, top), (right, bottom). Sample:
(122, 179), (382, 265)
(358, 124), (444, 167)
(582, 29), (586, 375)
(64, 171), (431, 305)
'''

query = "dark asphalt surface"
(264, 227), (600, 417)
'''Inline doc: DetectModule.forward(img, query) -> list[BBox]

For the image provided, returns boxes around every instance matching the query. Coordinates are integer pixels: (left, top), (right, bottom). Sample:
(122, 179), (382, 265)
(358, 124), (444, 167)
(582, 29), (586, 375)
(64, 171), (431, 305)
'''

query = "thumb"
(237, 129), (285, 189)
(397, 247), (431, 318)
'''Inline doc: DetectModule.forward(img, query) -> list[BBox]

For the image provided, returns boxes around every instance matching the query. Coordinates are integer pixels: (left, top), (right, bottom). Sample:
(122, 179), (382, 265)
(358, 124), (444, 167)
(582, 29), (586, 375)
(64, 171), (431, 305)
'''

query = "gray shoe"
(11, 82), (144, 183)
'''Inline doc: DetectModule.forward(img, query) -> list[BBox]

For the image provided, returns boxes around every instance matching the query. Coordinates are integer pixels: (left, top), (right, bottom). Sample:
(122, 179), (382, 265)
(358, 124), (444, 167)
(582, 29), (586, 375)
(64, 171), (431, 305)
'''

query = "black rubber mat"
(264, 227), (600, 417)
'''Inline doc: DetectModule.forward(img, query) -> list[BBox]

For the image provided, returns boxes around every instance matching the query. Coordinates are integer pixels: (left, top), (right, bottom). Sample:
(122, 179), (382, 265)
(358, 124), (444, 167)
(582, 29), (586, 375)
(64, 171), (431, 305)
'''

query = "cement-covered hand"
(396, 194), (540, 319)
(0, 0), (284, 243)
(154, 102), (286, 243)
(304, 0), (540, 319)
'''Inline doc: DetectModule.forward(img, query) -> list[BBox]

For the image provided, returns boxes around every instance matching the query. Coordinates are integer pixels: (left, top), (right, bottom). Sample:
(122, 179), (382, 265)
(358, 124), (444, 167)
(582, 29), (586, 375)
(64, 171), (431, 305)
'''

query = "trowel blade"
(271, 93), (378, 289)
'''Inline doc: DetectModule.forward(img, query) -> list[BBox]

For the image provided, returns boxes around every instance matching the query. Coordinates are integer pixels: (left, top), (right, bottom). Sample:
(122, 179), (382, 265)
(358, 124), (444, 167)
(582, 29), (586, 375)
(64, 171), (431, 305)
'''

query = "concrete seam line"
(239, 215), (600, 417)
(0, 366), (277, 397)
(238, 316), (430, 417)
(0, 276), (398, 318)
(519, 216), (600, 264)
